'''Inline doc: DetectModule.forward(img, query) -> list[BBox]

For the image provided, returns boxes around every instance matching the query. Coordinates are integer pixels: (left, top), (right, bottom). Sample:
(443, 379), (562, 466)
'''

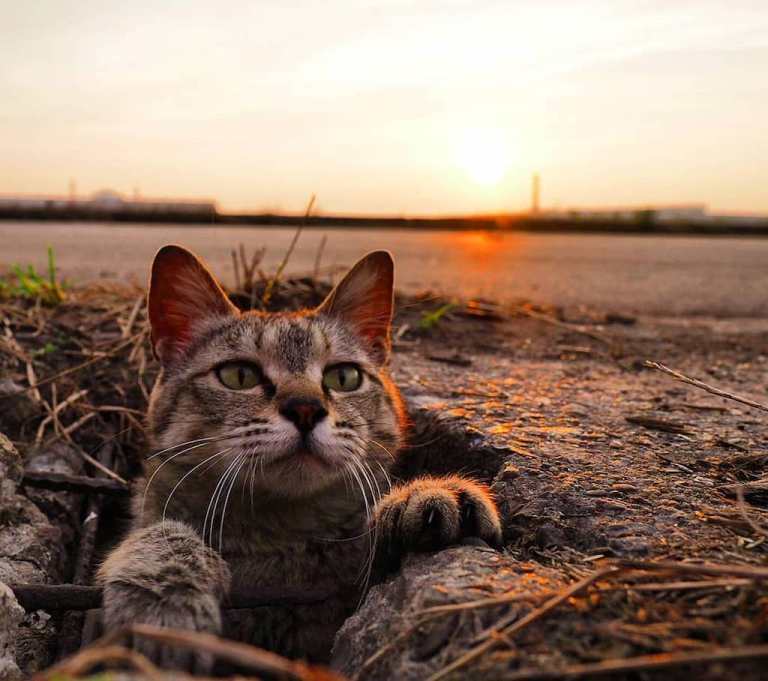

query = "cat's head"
(145, 245), (405, 500)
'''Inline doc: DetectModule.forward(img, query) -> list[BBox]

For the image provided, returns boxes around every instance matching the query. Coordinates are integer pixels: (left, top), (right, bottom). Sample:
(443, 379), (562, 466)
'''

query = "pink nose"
(279, 397), (328, 434)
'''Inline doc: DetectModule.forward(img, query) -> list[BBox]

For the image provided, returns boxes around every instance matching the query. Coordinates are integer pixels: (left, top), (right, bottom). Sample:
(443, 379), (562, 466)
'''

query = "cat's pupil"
(238, 366), (245, 385)
(339, 370), (347, 387)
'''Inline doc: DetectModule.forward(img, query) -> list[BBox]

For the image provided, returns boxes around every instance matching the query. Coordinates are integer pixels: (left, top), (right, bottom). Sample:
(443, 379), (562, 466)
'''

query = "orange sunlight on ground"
(429, 231), (521, 280)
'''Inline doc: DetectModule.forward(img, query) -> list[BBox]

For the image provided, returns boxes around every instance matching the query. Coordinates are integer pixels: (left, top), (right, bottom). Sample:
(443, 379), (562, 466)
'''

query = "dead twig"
(89, 623), (345, 681)
(499, 644), (768, 680)
(645, 361), (768, 413)
(601, 577), (752, 592)
(262, 194), (315, 307)
(21, 470), (129, 497)
(231, 247), (242, 291)
(78, 447), (128, 485)
(59, 411), (96, 439)
(313, 234), (327, 280)
(34, 643), (164, 681)
(24, 335), (138, 391)
(34, 388), (88, 444)
(426, 567), (620, 681)
(735, 485), (768, 539)
(120, 295), (144, 339)
(417, 590), (548, 617)
(615, 558), (768, 580)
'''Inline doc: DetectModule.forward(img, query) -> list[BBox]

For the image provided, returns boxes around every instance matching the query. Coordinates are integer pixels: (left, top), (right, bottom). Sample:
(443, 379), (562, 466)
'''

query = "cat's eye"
(322, 364), (362, 392)
(216, 362), (261, 391)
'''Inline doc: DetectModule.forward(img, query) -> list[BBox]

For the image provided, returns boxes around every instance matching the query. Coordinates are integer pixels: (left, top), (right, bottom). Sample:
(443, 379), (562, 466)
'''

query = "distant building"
(531, 203), (768, 230)
(0, 189), (217, 218)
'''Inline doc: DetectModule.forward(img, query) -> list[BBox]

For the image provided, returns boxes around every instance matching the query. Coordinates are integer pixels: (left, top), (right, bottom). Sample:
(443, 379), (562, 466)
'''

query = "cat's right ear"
(148, 245), (238, 364)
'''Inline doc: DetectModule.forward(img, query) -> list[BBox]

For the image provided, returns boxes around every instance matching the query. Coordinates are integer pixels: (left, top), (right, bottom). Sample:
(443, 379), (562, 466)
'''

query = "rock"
(0, 434), (21, 487)
(0, 434), (66, 675)
(332, 547), (562, 680)
(24, 442), (85, 557)
(0, 583), (23, 681)
(0, 437), (66, 585)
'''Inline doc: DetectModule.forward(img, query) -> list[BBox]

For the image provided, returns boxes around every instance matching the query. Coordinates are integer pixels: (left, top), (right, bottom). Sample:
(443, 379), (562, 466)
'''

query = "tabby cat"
(98, 245), (501, 671)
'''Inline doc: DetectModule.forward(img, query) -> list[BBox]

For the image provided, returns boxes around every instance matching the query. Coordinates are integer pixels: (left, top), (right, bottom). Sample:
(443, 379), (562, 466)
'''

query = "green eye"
(323, 364), (363, 392)
(216, 362), (261, 390)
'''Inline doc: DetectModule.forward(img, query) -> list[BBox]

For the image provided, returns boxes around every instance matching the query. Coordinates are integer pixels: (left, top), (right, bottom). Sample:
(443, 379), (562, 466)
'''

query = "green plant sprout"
(419, 302), (457, 331)
(0, 246), (66, 305)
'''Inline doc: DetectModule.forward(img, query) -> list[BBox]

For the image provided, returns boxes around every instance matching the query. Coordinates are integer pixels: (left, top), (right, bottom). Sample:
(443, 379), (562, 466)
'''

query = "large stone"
(0, 583), (23, 681)
(0, 434), (65, 675)
(332, 547), (561, 680)
(0, 436), (66, 585)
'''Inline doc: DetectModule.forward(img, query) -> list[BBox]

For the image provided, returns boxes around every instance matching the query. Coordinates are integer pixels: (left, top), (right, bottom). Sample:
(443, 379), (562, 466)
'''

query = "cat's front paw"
(102, 582), (222, 673)
(375, 476), (502, 559)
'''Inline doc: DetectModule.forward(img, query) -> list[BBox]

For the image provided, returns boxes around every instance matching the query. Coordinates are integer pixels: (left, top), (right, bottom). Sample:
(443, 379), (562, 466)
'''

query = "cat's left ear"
(317, 250), (394, 364)
(148, 245), (239, 364)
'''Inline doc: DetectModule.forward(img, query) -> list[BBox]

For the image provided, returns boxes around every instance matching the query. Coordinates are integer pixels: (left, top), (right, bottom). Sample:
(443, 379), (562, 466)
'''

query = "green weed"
(419, 302), (457, 331)
(0, 246), (65, 305)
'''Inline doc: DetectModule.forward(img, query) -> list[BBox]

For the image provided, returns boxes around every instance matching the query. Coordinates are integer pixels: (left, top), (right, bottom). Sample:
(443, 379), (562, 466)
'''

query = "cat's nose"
(279, 397), (328, 434)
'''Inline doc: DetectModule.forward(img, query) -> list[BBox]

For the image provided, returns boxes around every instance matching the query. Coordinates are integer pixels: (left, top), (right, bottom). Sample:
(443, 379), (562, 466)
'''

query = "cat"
(97, 245), (502, 671)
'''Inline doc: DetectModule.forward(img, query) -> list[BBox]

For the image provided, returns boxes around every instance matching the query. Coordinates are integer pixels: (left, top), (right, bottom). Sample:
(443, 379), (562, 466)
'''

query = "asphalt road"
(2, 221), (767, 317)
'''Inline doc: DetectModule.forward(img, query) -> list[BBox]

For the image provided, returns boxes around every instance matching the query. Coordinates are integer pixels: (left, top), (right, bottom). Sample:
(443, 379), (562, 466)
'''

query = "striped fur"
(98, 246), (500, 668)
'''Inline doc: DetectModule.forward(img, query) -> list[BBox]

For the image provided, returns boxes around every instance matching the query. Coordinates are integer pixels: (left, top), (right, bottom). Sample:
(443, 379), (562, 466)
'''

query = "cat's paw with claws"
(375, 476), (502, 562)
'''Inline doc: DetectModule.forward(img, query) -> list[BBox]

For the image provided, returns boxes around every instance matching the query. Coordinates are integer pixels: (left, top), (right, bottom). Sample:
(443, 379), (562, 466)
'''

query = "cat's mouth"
(264, 441), (338, 472)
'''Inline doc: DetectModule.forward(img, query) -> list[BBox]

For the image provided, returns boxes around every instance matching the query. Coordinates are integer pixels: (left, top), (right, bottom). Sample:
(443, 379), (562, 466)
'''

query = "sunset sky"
(2, 1), (767, 215)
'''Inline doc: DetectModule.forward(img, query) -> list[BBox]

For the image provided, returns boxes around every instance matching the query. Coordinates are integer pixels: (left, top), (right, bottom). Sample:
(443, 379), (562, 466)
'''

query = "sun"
(456, 127), (510, 186)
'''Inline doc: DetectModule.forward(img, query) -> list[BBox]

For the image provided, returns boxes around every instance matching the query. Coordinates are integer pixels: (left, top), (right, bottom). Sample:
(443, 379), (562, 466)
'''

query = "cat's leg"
(374, 476), (502, 569)
(97, 519), (230, 672)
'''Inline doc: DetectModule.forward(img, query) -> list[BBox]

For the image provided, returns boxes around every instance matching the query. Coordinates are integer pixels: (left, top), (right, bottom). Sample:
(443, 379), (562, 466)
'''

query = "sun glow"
(456, 128), (511, 186)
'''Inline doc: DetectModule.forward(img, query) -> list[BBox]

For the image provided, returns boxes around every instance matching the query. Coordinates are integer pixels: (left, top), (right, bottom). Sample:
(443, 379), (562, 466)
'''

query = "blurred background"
(2, 0), (767, 315)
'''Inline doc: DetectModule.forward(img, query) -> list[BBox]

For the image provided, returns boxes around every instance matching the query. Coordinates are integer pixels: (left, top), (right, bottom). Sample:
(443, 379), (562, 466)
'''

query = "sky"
(1, 0), (767, 215)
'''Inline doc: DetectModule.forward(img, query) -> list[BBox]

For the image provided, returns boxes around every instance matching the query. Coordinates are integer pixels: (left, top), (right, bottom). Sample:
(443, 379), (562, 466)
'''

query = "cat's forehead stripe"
(276, 319), (314, 373)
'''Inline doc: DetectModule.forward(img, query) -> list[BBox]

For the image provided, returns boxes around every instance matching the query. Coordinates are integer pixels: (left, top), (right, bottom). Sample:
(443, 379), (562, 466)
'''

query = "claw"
(426, 508), (436, 526)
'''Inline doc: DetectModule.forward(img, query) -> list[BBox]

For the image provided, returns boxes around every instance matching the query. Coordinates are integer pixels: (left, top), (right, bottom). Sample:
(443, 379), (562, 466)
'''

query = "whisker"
(161, 447), (232, 537)
(219, 453), (248, 554)
(146, 433), (236, 461)
(142, 440), (220, 520)
(203, 453), (242, 548)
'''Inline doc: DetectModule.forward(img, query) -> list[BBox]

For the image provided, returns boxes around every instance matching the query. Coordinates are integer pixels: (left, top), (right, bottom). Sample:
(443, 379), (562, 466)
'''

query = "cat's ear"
(317, 250), (394, 364)
(148, 245), (238, 364)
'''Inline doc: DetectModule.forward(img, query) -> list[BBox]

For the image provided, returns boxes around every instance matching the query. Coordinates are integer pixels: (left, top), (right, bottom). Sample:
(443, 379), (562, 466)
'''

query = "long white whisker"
(147, 433), (236, 461)
(161, 448), (232, 532)
(142, 440), (220, 521)
(210, 453), (244, 548)
(219, 453), (247, 554)
(347, 459), (374, 585)
(203, 453), (242, 547)
(354, 459), (381, 598)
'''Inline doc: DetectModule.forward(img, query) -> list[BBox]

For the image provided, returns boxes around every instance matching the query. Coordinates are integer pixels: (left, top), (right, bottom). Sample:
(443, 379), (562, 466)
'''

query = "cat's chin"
(251, 446), (346, 497)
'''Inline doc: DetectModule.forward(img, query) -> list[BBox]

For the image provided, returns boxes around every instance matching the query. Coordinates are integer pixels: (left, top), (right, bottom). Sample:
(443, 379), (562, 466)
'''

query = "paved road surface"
(1, 221), (767, 317)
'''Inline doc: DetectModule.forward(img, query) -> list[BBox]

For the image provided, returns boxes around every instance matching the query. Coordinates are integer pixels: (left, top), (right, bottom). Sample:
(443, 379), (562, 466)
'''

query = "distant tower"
(68, 178), (77, 202)
(531, 173), (540, 215)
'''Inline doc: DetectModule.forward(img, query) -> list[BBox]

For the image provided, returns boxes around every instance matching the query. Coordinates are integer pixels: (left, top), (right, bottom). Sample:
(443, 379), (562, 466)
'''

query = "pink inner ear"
(318, 251), (394, 362)
(148, 246), (236, 363)
(349, 290), (392, 347)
